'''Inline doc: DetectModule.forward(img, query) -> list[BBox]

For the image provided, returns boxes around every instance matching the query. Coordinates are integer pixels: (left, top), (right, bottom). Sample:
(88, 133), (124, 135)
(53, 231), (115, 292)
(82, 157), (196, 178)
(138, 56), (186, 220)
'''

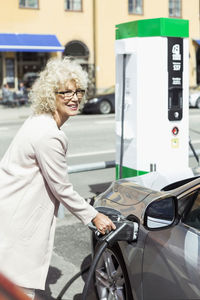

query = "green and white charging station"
(115, 18), (193, 183)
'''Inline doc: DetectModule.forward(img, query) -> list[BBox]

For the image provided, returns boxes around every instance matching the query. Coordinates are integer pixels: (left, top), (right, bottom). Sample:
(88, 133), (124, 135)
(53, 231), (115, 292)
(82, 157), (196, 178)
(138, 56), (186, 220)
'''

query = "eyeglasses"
(55, 89), (85, 99)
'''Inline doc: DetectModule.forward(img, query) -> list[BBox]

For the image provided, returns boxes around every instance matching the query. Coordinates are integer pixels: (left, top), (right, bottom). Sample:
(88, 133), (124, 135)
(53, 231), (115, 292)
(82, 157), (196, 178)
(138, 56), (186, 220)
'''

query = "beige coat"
(0, 113), (97, 289)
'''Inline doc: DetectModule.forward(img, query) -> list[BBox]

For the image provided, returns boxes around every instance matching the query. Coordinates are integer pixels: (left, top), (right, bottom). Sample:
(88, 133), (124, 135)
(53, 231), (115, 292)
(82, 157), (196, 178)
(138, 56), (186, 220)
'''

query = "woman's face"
(55, 80), (85, 120)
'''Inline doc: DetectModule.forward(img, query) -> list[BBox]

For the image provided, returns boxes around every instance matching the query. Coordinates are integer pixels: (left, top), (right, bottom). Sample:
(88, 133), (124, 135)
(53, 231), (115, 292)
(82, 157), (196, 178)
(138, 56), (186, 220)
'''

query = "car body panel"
(143, 224), (200, 299)
(95, 179), (176, 224)
(189, 91), (200, 108)
(93, 174), (200, 300)
(118, 231), (147, 300)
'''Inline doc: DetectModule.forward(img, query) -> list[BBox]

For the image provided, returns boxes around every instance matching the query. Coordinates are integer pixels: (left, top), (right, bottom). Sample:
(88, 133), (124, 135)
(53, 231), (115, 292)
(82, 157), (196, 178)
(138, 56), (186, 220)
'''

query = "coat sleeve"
(33, 131), (98, 225)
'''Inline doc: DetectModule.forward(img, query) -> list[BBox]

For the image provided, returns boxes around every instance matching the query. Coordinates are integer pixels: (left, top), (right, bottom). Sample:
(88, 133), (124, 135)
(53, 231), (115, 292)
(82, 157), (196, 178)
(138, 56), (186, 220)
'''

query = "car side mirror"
(144, 196), (177, 230)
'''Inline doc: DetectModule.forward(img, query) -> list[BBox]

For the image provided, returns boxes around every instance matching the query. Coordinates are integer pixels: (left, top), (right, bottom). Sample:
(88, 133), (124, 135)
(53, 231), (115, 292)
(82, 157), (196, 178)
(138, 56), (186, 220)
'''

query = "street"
(1, 107), (200, 197)
(0, 106), (200, 299)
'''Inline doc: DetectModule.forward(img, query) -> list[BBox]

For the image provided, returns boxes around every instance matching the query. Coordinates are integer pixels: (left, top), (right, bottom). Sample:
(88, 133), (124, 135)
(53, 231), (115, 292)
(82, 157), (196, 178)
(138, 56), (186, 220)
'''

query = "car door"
(142, 189), (200, 300)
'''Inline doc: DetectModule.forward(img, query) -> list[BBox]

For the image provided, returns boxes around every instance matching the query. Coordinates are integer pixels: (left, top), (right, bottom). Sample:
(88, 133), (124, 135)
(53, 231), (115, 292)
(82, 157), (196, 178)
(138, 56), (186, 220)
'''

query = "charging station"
(115, 18), (193, 181)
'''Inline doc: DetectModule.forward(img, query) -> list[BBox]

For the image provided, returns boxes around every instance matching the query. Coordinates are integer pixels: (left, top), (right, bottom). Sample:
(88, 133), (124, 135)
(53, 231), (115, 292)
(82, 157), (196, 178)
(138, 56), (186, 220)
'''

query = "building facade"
(0, 0), (199, 94)
(94, 0), (200, 91)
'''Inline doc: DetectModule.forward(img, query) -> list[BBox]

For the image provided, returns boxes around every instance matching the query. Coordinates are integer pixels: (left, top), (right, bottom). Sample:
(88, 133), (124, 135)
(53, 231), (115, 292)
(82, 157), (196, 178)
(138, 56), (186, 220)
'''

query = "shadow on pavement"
(73, 254), (98, 300)
(54, 254), (97, 300)
(35, 255), (98, 300)
(35, 266), (62, 299)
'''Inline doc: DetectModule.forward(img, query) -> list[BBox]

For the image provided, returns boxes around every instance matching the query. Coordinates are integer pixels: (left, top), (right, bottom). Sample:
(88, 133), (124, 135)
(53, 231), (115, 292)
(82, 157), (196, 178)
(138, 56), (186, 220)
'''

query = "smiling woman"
(29, 57), (87, 115)
(0, 56), (116, 297)
(54, 83), (85, 125)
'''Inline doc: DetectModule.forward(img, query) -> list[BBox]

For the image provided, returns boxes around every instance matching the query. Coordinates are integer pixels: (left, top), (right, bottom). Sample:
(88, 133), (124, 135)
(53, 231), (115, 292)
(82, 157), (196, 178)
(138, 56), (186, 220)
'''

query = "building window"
(0, 55), (2, 88)
(65, 0), (82, 11)
(19, 0), (39, 9)
(17, 52), (49, 88)
(169, 0), (181, 17)
(5, 58), (15, 88)
(128, 0), (143, 15)
(64, 40), (89, 58)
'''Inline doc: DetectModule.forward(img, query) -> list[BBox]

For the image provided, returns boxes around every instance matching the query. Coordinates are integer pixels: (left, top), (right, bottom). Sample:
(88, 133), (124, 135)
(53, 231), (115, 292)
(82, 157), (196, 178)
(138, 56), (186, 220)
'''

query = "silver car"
(189, 91), (200, 108)
(92, 173), (200, 300)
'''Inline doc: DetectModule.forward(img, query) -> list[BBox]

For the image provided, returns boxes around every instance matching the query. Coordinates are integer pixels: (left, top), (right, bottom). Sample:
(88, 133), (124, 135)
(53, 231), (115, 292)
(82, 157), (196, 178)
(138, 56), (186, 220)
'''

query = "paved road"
(1, 105), (200, 299)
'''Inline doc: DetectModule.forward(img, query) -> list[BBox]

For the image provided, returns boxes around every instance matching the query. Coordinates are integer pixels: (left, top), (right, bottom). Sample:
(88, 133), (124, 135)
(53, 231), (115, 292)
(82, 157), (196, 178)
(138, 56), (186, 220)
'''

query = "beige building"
(0, 0), (199, 94)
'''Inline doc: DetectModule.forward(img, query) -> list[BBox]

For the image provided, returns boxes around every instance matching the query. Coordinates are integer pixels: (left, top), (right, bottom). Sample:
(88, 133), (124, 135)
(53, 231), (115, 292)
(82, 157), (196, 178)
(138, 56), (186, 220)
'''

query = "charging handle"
(89, 217), (138, 245)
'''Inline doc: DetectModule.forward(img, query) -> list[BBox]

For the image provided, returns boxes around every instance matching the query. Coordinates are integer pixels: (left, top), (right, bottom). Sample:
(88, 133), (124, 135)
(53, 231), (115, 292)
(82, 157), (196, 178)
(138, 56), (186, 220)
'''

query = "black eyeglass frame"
(55, 89), (85, 98)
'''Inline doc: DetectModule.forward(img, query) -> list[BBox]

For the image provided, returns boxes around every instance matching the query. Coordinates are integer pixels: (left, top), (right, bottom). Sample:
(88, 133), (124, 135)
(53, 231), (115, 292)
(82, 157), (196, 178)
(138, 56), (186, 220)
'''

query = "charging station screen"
(169, 88), (183, 108)
(168, 37), (183, 121)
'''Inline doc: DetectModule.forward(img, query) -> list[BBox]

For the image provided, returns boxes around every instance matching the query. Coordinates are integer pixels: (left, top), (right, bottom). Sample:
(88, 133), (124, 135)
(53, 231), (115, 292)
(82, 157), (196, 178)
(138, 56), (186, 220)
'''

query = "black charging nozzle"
(82, 213), (138, 300)
(88, 214), (138, 246)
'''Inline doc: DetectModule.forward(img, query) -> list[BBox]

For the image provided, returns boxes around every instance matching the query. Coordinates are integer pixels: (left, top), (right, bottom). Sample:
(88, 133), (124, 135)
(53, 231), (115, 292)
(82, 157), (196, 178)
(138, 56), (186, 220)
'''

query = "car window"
(182, 190), (200, 230)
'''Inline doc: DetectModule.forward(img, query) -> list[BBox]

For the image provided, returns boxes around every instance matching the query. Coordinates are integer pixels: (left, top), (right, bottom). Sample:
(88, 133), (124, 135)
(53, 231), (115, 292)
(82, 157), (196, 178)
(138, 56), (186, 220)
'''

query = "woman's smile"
(54, 80), (83, 127)
(64, 100), (79, 110)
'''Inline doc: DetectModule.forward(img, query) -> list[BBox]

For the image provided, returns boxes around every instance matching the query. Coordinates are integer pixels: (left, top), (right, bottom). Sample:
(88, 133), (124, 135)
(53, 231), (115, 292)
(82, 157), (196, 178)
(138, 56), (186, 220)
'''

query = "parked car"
(189, 90), (200, 108)
(82, 86), (115, 114)
(23, 72), (39, 88)
(91, 173), (200, 300)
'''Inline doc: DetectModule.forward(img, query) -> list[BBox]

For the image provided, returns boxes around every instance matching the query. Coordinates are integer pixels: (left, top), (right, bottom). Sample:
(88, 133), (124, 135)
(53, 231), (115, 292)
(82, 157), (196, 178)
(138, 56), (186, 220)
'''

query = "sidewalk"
(0, 104), (31, 123)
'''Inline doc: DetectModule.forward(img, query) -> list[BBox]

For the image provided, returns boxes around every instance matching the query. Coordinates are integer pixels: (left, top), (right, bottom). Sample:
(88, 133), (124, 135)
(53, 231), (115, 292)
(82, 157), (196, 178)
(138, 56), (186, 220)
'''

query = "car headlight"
(88, 98), (98, 103)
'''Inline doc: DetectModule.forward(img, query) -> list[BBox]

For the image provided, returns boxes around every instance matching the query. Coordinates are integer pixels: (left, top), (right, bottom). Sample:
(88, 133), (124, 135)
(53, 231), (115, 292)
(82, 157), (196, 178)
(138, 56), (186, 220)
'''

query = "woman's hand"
(92, 212), (116, 235)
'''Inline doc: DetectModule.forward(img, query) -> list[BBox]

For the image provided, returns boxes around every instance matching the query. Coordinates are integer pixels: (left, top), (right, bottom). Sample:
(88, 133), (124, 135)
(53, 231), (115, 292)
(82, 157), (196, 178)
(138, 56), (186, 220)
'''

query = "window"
(128, 0), (143, 15)
(64, 41), (89, 58)
(169, 0), (181, 18)
(0, 55), (2, 87)
(19, 0), (38, 9)
(16, 52), (49, 87)
(65, 0), (82, 11)
(5, 58), (15, 88)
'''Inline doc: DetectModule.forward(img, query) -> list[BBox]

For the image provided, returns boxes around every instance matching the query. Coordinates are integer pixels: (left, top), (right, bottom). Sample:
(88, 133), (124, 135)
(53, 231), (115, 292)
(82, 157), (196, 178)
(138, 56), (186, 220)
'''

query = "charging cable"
(82, 217), (138, 300)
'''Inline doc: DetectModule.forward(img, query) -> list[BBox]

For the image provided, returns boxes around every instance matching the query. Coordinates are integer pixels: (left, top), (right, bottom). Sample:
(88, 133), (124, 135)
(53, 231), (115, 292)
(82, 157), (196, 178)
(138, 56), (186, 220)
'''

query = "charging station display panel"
(168, 37), (183, 121)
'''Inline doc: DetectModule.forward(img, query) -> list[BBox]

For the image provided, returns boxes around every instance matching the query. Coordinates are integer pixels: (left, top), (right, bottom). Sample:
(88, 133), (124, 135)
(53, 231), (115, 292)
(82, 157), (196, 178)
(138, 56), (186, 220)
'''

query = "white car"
(189, 91), (200, 108)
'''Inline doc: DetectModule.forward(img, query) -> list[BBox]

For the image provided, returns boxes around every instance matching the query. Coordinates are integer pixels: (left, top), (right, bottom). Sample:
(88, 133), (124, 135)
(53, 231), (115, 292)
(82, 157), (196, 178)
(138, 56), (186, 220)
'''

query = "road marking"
(68, 149), (115, 158)
(192, 140), (200, 144)
(95, 120), (115, 124)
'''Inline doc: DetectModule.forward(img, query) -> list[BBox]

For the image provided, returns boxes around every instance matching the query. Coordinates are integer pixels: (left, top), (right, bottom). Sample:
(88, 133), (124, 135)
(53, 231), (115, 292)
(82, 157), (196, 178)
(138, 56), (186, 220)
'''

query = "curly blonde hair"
(30, 56), (88, 114)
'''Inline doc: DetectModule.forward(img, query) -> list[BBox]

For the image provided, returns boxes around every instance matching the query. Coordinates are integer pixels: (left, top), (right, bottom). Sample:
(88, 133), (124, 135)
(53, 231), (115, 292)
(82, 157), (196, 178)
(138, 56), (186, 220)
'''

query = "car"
(23, 72), (39, 88)
(91, 172), (200, 300)
(189, 90), (200, 108)
(82, 86), (115, 114)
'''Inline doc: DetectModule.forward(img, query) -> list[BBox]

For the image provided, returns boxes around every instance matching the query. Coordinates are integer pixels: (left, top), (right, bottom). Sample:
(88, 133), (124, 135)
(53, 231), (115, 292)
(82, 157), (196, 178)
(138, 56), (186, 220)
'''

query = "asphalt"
(0, 104), (98, 300)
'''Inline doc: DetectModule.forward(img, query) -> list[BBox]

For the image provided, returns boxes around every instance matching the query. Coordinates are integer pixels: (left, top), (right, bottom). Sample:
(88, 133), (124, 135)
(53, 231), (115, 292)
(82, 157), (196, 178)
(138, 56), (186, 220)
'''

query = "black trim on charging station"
(168, 37), (183, 121)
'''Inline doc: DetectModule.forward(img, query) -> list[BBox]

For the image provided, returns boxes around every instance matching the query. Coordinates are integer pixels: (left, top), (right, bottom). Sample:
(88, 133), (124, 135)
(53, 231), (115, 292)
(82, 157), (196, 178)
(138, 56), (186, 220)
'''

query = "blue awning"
(0, 33), (64, 52)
